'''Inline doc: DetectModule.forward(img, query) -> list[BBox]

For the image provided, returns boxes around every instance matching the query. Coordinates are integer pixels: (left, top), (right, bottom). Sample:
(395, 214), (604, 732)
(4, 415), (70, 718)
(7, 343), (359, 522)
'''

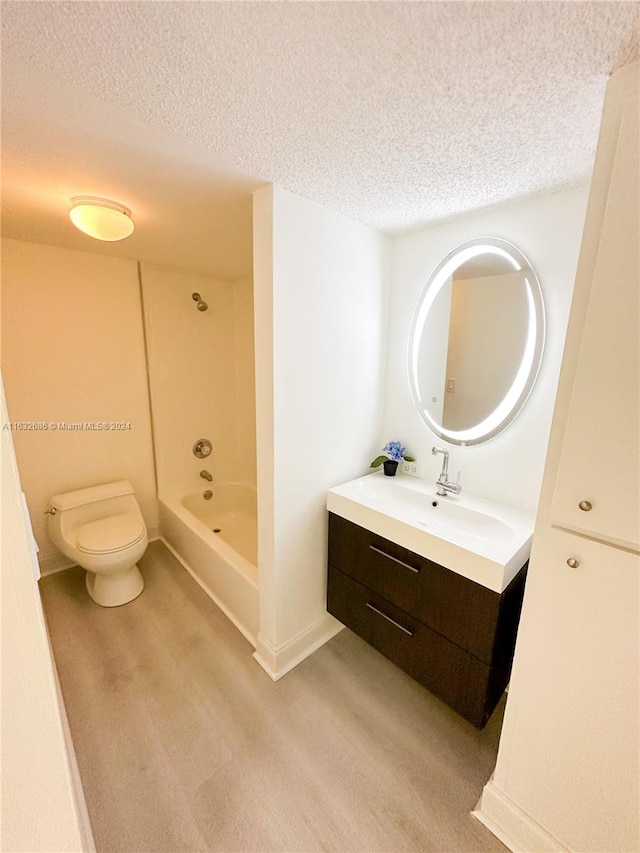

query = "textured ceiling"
(1, 1), (639, 278)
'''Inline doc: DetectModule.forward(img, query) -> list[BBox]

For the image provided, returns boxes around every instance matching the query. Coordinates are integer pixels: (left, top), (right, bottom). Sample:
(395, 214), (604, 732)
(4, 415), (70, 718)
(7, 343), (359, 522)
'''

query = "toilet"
(48, 480), (148, 607)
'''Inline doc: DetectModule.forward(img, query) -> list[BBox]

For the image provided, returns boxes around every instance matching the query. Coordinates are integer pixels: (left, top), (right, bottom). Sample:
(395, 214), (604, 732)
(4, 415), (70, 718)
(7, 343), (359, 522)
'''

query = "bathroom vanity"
(326, 474), (533, 728)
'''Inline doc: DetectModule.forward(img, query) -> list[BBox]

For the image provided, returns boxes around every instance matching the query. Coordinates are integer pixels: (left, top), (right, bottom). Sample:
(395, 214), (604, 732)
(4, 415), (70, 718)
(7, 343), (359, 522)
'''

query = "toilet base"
(85, 564), (144, 607)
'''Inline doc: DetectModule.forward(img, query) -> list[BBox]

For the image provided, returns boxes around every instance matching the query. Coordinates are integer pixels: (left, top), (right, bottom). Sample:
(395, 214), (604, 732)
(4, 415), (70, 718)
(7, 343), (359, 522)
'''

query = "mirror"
(407, 237), (545, 446)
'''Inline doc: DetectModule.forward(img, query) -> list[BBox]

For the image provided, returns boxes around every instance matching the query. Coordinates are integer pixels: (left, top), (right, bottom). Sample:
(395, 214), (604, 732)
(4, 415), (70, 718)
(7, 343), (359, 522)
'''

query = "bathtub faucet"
(199, 470), (213, 482)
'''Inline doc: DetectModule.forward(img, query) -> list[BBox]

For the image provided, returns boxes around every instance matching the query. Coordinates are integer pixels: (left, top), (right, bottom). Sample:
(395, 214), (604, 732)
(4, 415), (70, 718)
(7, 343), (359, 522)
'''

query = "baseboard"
(253, 614), (344, 681)
(473, 778), (567, 853)
(38, 553), (75, 577)
(37, 522), (162, 577)
(159, 536), (257, 649)
(147, 521), (161, 543)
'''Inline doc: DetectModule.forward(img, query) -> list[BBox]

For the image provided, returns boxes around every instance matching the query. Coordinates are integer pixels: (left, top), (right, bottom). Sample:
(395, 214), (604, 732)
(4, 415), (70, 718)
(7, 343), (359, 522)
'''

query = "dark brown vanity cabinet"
(327, 512), (527, 728)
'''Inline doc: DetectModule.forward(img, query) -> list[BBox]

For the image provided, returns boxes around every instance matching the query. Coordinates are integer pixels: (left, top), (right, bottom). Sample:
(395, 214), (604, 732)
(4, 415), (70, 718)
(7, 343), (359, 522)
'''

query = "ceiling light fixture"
(69, 196), (134, 242)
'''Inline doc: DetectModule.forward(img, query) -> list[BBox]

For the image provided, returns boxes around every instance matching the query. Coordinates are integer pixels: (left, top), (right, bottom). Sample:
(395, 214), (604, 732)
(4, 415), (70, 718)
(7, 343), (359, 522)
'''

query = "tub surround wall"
(140, 264), (255, 498)
(1, 239), (159, 572)
(253, 185), (390, 679)
(141, 264), (258, 645)
(384, 185), (590, 513)
(234, 274), (258, 488)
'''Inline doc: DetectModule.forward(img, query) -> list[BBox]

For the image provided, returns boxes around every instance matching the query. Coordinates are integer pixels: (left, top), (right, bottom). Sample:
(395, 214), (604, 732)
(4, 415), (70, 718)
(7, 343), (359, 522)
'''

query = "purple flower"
(370, 440), (414, 469)
(383, 440), (406, 462)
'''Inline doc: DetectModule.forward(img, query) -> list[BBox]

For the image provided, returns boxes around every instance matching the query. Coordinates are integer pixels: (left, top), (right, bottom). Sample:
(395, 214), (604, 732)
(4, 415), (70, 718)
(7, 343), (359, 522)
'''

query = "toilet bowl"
(48, 480), (149, 607)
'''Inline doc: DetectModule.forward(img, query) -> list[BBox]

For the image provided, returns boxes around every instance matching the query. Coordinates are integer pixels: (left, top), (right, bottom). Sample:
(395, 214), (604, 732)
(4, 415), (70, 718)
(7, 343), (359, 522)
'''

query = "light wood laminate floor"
(40, 541), (508, 853)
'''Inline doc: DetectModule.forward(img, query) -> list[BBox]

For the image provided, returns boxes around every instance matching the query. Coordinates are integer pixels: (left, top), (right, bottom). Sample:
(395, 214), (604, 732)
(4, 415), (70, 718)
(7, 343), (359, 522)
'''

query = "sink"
(356, 475), (513, 540)
(327, 472), (535, 592)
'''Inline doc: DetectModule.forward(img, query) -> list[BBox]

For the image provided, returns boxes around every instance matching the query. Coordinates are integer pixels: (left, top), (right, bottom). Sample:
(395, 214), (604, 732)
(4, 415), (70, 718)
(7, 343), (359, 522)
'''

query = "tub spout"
(200, 470), (213, 482)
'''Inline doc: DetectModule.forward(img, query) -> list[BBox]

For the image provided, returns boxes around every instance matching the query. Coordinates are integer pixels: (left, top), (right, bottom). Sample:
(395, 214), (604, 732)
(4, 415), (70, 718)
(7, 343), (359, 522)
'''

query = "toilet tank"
(50, 480), (143, 537)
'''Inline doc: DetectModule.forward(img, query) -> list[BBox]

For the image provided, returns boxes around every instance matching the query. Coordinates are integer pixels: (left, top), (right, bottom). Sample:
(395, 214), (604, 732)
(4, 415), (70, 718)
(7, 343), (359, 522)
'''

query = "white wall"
(1, 239), (158, 572)
(383, 185), (590, 512)
(1, 373), (91, 852)
(141, 264), (256, 497)
(253, 185), (390, 677)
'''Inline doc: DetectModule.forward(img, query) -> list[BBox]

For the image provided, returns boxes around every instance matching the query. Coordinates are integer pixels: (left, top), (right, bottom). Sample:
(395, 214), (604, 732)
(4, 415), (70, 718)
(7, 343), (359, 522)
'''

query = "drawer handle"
(369, 545), (420, 573)
(578, 500), (593, 512)
(366, 602), (415, 636)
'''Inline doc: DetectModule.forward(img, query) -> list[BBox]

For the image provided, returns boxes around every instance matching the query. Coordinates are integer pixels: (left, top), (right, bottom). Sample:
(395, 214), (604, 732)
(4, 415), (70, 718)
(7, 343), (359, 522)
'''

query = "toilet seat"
(76, 513), (146, 555)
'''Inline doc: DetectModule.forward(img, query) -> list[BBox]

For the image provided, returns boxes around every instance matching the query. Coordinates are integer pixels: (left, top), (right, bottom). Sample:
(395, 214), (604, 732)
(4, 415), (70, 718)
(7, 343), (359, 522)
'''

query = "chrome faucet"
(199, 470), (213, 482)
(432, 447), (462, 497)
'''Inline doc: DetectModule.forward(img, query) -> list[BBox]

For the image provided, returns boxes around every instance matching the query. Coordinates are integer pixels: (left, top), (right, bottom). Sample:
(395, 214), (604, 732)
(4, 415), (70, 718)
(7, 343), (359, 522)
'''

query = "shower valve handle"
(193, 439), (213, 459)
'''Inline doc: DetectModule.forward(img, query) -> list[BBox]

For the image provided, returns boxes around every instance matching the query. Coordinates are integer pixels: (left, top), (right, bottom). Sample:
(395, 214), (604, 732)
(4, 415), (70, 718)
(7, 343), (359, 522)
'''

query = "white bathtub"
(159, 483), (259, 646)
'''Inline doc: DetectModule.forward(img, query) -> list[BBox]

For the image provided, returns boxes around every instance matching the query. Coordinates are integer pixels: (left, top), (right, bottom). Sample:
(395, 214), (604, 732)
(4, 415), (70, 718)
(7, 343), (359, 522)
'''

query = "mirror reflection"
(408, 238), (545, 446)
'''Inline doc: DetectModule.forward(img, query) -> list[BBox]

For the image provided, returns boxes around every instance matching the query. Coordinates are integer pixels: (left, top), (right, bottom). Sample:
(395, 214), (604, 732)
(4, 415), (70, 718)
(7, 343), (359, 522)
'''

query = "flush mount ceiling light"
(69, 196), (134, 242)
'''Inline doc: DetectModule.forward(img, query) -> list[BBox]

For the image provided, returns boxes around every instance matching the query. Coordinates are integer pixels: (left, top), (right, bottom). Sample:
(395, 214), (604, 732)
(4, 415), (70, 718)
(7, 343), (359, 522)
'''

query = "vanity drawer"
(327, 565), (495, 727)
(328, 513), (502, 663)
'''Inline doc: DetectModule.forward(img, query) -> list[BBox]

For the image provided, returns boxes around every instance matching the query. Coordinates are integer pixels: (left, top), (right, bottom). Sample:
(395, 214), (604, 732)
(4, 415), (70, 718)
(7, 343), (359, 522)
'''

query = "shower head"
(192, 292), (208, 312)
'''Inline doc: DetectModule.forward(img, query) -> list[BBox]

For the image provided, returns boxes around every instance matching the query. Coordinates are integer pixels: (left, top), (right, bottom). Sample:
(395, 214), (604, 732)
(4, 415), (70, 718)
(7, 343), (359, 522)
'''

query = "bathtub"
(159, 483), (259, 646)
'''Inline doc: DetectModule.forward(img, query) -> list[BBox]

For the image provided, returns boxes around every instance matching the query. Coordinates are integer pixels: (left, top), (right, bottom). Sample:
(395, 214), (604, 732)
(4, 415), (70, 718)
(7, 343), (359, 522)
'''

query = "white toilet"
(48, 480), (149, 607)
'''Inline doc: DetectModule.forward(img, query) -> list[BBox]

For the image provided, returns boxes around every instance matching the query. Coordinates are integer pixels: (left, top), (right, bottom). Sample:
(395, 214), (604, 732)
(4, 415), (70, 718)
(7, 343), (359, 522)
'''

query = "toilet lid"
(76, 513), (146, 555)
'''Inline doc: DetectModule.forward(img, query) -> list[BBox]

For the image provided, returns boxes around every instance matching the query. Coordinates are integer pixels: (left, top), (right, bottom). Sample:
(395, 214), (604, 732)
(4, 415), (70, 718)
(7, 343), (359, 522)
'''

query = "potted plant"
(370, 441), (415, 477)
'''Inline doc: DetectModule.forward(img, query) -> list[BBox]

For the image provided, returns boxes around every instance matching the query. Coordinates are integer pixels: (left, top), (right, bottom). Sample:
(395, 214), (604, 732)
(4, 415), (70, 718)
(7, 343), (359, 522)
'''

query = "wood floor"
(40, 541), (508, 853)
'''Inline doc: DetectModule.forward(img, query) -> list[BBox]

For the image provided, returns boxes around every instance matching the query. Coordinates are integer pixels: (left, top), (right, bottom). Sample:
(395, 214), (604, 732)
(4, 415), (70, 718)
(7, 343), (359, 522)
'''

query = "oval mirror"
(407, 237), (545, 446)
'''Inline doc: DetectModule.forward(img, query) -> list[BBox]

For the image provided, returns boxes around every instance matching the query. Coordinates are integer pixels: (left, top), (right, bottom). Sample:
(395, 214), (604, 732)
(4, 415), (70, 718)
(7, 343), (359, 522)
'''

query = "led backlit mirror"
(407, 237), (545, 446)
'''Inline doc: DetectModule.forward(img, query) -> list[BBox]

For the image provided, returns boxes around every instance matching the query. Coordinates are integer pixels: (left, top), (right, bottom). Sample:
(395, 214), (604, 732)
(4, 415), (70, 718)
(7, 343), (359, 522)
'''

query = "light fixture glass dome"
(69, 196), (134, 242)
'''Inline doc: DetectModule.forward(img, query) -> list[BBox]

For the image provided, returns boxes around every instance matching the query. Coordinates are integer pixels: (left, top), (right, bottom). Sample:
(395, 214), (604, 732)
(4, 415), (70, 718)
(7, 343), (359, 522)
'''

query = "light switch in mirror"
(407, 237), (545, 445)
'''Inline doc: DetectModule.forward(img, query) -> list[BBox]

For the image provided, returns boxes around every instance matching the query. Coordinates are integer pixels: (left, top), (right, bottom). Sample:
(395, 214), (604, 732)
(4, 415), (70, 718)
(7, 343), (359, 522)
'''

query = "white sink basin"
(327, 473), (535, 592)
